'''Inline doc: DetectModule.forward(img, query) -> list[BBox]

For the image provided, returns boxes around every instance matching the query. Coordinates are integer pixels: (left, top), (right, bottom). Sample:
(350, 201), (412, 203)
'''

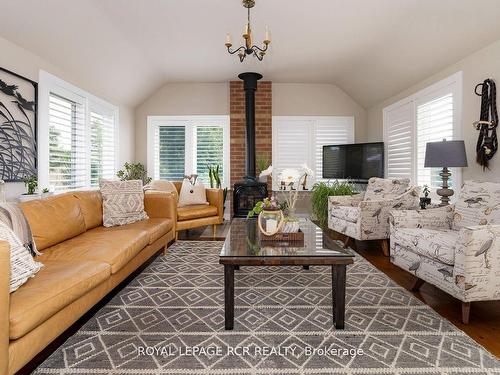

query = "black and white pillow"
(0, 221), (43, 293)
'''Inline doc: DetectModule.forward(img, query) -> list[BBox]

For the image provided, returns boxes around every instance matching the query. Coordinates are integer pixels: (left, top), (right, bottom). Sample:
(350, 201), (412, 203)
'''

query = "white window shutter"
(384, 101), (415, 182)
(156, 125), (186, 181)
(416, 93), (454, 189)
(89, 105), (116, 187)
(272, 118), (313, 188)
(196, 126), (224, 186)
(48, 93), (87, 191)
(314, 117), (354, 182)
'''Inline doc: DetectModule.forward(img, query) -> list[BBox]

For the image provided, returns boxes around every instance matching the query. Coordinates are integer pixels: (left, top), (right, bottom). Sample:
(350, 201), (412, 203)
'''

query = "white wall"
(273, 83), (367, 142)
(0, 36), (135, 200)
(134, 82), (367, 165)
(366, 39), (500, 182)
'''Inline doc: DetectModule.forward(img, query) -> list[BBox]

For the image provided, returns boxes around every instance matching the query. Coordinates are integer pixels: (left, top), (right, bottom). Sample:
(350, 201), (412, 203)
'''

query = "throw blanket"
(0, 203), (41, 256)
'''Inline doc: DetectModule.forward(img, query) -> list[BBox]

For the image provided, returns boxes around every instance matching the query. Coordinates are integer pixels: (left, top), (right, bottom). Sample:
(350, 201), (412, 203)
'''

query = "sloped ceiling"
(1, 0), (500, 108)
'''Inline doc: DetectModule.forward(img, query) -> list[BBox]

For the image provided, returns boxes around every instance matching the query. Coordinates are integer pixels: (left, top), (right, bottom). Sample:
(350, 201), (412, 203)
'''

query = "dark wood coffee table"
(219, 219), (354, 330)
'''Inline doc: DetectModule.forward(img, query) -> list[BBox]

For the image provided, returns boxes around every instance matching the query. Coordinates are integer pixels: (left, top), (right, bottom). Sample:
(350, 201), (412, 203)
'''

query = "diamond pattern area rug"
(35, 241), (500, 374)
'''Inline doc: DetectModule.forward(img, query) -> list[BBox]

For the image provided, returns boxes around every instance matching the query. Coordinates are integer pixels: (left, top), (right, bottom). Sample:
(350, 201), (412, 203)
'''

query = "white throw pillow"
(0, 221), (43, 293)
(178, 179), (208, 207)
(100, 179), (149, 227)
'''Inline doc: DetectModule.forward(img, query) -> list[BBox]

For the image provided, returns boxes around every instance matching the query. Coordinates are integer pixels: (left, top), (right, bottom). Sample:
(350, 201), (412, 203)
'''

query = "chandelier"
(225, 0), (271, 62)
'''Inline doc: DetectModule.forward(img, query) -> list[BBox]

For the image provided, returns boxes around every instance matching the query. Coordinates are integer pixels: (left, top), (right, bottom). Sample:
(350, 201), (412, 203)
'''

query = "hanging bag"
(474, 79), (498, 170)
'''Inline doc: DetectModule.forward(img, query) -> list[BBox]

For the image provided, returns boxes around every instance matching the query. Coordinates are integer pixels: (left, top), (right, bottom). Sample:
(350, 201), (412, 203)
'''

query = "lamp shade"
(424, 140), (468, 168)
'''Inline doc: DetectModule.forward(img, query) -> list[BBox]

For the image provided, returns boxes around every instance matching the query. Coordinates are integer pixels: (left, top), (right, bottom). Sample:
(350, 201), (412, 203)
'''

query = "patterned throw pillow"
(0, 221), (43, 293)
(453, 180), (500, 230)
(178, 178), (208, 207)
(0, 202), (41, 256)
(100, 179), (148, 227)
(364, 177), (410, 201)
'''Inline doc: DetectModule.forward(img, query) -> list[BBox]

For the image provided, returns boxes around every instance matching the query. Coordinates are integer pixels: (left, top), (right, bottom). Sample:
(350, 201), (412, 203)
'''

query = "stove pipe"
(238, 72), (263, 179)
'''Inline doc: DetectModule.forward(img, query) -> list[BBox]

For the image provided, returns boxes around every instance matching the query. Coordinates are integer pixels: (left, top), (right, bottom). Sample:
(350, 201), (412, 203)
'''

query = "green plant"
(247, 197), (278, 218)
(41, 188), (49, 193)
(208, 165), (228, 208)
(116, 162), (152, 185)
(24, 175), (37, 195)
(256, 154), (270, 174)
(311, 180), (356, 228)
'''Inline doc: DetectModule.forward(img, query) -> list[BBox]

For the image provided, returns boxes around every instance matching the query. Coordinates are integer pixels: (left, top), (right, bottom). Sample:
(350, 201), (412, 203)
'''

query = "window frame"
(383, 71), (463, 194)
(146, 115), (230, 188)
(272, 115), (355, 190)
(38, 70), (119, 192)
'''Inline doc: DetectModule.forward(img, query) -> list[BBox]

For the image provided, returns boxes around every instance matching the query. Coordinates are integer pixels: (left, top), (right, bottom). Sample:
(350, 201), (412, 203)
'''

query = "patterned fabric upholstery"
(328, 178), (419, 241)
(453, 180), (500, 230)
(390, 180), (500, 303)
(390, 227), (457, 265)
(364, 177), (410, 201)
(100, 179), (148, 227)
(329, 205), (359, 223)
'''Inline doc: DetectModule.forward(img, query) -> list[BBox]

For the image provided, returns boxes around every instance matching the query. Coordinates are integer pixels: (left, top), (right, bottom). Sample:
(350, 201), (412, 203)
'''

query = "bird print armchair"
(389, 180), (500, 324)
(328, 177), (420, 256)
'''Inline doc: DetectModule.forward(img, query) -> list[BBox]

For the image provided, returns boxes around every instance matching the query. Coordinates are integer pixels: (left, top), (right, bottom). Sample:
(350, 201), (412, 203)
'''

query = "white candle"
(266, 218), (277, 233)
(226, 33), (232, 45)
(265, 26), (270, 41)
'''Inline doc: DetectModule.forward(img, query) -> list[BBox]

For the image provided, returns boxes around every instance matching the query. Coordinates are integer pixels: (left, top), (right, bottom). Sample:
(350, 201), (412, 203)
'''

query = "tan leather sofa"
(0, 190), (176, 375)
(172, 181), (224, 239)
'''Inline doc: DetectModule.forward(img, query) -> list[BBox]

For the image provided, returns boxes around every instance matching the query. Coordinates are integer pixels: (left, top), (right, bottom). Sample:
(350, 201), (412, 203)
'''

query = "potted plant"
(19, 175), (40, 202)
(420, 185), (431, 209)
(311, 180), (357, 228)
(208, 165), (228, 214)
(41, 187), (53, 198)
(256, 155), (270, 183)
(116, 162), (152, 185)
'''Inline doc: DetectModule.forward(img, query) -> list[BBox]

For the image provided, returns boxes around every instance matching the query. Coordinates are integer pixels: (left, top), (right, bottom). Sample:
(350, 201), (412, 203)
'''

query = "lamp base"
(437, 167), (454, 206)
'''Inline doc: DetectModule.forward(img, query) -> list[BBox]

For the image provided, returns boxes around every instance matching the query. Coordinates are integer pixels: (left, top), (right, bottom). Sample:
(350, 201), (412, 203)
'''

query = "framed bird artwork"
(0, 67), (37, 182)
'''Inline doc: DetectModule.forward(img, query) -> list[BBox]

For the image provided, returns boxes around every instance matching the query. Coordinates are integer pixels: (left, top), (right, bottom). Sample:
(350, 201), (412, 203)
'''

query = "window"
(272, 116), (355, 188)
(383, 72), (462, 194)
(147, 116), (230, 187)
(39, 71), (118, 192)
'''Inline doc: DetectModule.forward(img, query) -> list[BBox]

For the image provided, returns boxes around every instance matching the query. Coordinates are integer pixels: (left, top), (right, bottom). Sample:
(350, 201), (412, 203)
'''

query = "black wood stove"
(232, 72), (268, 218)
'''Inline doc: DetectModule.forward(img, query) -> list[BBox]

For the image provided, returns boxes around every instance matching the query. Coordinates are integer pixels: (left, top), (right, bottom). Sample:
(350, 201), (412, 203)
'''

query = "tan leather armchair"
(172, 181), (224, 239)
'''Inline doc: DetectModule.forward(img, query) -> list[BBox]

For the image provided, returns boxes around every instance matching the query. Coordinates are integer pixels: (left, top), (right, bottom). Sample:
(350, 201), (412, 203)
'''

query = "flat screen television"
(322, 142), (384, 181)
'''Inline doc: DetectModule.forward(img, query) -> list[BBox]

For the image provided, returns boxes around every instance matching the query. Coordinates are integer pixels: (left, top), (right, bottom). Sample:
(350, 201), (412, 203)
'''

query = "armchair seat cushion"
(9, 259), (110, 339)
(177, 205), (218, 221)
(392, 228), (458, 265)
(329, 206), (360, 223)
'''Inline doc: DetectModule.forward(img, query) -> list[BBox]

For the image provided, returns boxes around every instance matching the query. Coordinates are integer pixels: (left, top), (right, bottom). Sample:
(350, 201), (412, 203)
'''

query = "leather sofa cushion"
(92, 218), (173, 245)
(177, 205), (218, 221)
(73, 191), (103, 230)
(20, 194), (87, 250)
(391, 228), (458, 265)
(38, 228), (149, 274)
(9, 259), (110, 339)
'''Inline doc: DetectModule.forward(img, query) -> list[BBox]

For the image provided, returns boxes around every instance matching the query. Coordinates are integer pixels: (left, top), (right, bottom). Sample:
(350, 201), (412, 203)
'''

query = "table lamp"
(424, 139), (467, 206)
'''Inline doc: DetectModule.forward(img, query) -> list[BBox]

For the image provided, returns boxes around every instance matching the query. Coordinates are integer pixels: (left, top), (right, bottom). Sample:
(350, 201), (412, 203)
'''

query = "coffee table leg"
(303, 265), (309, 270)
(333, 264), (346, 329)
(224, 265), (235, 330)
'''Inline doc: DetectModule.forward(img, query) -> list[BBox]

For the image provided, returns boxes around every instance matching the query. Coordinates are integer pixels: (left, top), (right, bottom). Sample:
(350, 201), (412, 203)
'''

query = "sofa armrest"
(144, 191), (177, 228)
(206, 188), (224, 223)
(453, 224), (500, 300)
(0, 241), (10, 375)
(328, 193), (364, 207)
(389, 205), (454, 230)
